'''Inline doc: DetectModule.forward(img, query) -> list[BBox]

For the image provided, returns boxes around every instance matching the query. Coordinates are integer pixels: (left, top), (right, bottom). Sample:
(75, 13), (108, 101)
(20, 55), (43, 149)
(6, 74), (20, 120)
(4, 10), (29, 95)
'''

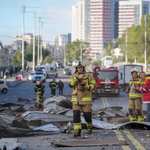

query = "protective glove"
(85, 85), (91, 91)
(78, 84), (86, 91)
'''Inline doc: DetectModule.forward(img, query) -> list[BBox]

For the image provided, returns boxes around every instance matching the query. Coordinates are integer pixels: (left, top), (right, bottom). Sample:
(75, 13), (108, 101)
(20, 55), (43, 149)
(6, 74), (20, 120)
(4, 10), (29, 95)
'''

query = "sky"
(0, 0), (78, 46)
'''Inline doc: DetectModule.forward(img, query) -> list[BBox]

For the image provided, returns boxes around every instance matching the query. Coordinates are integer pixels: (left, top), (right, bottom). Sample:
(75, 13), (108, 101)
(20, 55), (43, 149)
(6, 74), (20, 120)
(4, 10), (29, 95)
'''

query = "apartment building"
(72, 0), (123, 58)
(0, 46), (9, 67)
(118, 1), (150, 37)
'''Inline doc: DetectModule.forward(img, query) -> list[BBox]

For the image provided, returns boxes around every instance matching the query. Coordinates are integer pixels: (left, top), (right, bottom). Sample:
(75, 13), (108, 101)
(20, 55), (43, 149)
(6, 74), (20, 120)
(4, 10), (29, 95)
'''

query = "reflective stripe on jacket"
(69, 71), (95, 105)
(49, 81), (57, 89)
(129, 77), (142, 99)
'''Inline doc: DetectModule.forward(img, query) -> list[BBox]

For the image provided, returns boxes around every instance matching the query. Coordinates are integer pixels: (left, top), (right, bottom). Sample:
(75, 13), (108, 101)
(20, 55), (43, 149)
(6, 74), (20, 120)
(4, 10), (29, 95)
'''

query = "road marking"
(104, 97), (109, 106)
(124, 130), (145, 150)
(114, 130), (131, 150)
(102, 97), (106, 106)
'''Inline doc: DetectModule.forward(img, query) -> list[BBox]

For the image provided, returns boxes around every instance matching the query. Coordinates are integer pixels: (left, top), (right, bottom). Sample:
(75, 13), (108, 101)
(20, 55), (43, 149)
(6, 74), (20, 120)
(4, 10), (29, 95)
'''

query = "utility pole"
(38, 17), (41, 64)
(22, 5), (25, 77)
(126, 24), (128, 63)
(80, 44), (82, 61)
(64, 48), (66, 67)
(40, 22), (43, 63)
(145, 14), (147, 72)
(33, 11), (36, 71)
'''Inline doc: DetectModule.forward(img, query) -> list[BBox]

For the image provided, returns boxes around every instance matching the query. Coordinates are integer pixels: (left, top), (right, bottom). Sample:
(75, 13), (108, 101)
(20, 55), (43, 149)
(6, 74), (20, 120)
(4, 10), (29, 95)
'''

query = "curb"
(9, 79), (23, 87)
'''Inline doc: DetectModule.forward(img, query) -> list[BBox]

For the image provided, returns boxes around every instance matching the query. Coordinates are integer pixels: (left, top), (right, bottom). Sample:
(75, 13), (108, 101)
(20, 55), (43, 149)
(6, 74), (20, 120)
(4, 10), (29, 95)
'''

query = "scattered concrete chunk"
(0, 138), (21, 150)
(52, 140), (128, 147)
(17, 97), (30, 102)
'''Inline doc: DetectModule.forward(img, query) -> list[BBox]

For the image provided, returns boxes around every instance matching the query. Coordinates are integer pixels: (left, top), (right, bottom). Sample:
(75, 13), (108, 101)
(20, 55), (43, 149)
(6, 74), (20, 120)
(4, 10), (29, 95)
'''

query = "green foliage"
(0, 41), (3, 48)
(13, 50), (22, 64)
(92, 60), (102, 66)
(13, 39), (51, 65)
(65, 39), (90, 62)
(116, 14), (150, 64)
(113, 56), (124, 64)
(104, 42), (114, 56)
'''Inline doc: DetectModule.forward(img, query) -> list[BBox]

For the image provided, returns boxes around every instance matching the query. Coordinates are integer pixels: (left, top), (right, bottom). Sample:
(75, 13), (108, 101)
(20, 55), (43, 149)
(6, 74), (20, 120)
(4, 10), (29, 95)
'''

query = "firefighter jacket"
(138, 76), (150, 104)
(34, 84), (45, 95)
(128, 77), (143, 100)
(49, 81), (57, 89)
(69, 71), (95, 105)
(57, 82), (64, 89)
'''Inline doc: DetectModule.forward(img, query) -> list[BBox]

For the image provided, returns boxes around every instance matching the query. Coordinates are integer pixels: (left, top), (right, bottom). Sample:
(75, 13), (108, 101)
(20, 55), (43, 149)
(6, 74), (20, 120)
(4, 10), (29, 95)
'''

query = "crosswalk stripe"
(102, 97), (106, 106)
(104, 97), (109, 106)
(114, 130), (131, 150)
(124, 130), (145, 150)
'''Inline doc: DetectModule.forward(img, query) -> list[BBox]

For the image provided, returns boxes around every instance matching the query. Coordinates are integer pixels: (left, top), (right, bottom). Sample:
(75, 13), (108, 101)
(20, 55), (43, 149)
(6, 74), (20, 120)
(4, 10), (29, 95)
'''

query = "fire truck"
(93, 66), (120, 97)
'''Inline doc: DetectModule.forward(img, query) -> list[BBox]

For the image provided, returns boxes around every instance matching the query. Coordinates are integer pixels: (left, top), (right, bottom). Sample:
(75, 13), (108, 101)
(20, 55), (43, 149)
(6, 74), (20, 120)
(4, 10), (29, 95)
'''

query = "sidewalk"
(5, 69), (33, 86)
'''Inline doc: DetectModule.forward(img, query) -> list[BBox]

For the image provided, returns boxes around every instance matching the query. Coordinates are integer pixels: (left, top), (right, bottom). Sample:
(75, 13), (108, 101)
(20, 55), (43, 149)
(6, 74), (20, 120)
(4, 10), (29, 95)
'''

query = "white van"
(37, 64), (58, 78)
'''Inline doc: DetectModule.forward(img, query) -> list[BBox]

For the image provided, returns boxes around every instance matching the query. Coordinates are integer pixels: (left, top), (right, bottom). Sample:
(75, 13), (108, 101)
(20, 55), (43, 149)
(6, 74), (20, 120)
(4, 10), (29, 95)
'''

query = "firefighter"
(49, 78), (57, 97)
(34, 81), (45, 108)
(69, 61), (95, 137)
(40, 80), (45, 100)
(128, 68), (144, 121)
(57, 80), (64, 95)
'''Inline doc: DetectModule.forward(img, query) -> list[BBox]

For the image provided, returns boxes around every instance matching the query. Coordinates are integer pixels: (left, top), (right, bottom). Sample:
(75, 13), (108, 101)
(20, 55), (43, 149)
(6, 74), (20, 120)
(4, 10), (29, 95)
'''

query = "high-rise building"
(54, 33), (71, 47)
(72, 0), (123, 58)
(118, 1), (150, 37)
(72, 1), (83, 42)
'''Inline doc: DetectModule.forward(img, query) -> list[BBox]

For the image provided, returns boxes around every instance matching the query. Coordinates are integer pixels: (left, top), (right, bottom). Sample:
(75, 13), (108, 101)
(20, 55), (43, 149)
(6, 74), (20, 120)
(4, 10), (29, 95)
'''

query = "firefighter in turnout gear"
(69, 61), (95, 137)
(34, 81), (45, 108)
(57, 80), (64, 95)
(40, 80), (45, 100)
(127, 68), (144, 121)
(49, 78), (57, 97)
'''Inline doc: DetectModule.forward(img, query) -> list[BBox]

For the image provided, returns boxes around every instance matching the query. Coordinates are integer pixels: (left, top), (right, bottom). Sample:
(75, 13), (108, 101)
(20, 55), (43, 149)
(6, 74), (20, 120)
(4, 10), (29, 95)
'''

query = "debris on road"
(14, 111), (72, 127)
(51, 140), (128, 147)
(43, 96), (72, 114)
(0, 103), (24, 108)
(0, 138), (21, 150)
(34, 124), (60, 132)
(18, 97), (31, 102)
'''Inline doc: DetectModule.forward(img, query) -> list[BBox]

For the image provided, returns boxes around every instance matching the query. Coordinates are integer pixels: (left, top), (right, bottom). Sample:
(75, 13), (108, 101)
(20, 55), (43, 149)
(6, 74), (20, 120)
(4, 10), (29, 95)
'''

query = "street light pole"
(80, 44), (82, 61)
(64, 48), (66, 67)
(33, 11), (36, 71)
(38, 17), (40, 64)
(126, 24), (128, 63)
(145, 14), (147, 72)
(22, 5), (25, 77)
(40, 22), (43, 63)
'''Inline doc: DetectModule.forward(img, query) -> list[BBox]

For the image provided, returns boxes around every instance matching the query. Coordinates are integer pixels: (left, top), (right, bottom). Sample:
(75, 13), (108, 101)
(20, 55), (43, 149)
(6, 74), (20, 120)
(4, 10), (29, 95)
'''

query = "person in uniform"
(49, 78), (57, 97)
(127, 68), (144, 121)
(57, 80), (64, 95)
(69, 61), (95, 137)
(34, 81), (45, 108)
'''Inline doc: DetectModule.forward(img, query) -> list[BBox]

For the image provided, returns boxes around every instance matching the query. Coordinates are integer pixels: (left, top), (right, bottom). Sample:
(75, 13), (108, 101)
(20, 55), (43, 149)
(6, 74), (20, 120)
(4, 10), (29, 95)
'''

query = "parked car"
(0, 80), (8, 94)
(27, 71), (46, 82)
(59, 62), (64, 68)
(68, 60), (73, 66)
(63, 68), (71, 75)
(72, 60), (77, 67)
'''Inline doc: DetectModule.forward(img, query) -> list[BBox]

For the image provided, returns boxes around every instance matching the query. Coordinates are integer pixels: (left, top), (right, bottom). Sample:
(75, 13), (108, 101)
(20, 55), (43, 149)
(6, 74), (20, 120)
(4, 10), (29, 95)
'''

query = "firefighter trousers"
(73, 104), (93, 133)
(59, 89), (63, 95)
(51, 89), (56, 97)
(36, 94), (43, 108)
(129, 99), (144, 121)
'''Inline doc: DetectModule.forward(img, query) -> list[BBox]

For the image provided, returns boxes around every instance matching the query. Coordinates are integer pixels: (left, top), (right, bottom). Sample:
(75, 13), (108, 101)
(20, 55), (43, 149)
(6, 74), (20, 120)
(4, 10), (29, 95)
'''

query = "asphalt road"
(0, 66), (149, 150)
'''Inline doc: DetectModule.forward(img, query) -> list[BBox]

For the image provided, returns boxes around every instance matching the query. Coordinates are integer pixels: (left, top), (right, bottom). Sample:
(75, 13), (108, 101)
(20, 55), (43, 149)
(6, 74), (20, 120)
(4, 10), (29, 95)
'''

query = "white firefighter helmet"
(131, 68), (139, 75)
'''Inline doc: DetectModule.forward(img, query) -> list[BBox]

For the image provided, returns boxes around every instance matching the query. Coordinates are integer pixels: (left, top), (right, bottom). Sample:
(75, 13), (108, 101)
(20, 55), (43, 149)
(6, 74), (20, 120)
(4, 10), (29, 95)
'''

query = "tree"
(0, 41), (3, 48)
(65, 39), (90, 63)
(14, 39), (51, 65)
(104, 42), (114, 56)
(116, 14), (150, 64)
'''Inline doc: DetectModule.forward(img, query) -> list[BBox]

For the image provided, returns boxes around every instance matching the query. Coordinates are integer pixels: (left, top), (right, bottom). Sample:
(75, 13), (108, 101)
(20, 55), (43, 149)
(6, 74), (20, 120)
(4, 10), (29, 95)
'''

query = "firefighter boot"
(87, 128), (92, 134)
(74, 129), (81, 137)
